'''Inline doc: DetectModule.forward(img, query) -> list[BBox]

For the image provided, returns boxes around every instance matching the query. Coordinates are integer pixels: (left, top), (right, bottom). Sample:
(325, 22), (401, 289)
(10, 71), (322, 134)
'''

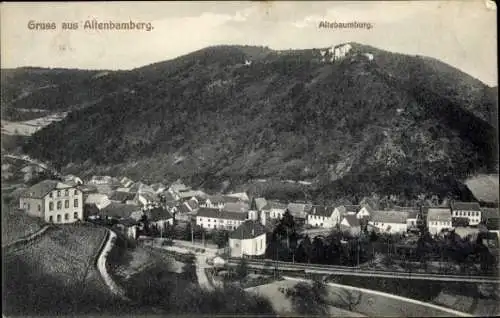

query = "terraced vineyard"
(3, 224), (139, 315)
(1, 203), (46, 246)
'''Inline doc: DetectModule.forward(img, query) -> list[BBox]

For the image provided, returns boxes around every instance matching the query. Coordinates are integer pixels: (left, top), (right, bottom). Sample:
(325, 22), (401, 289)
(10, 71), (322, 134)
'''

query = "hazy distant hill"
(3, 43), (498, 202)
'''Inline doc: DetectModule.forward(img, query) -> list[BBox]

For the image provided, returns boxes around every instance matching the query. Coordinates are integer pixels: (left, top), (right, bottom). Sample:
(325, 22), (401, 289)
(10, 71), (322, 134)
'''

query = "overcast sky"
(1, 1), (497, 86)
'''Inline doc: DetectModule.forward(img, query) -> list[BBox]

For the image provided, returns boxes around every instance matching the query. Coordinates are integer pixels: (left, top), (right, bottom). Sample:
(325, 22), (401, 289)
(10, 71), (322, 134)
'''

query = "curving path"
(96, 229), (130, 300)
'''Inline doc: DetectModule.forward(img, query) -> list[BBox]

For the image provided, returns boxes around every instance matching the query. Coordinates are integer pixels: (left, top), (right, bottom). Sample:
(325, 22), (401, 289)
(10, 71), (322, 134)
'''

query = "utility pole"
(191, 223), (194, 246)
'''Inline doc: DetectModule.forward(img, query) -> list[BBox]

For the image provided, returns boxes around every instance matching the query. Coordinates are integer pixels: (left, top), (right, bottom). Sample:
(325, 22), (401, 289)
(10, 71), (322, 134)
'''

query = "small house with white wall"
(307, 205), (335, 228)
(426, 207), (452, 235)
(229, 220), (267, 258)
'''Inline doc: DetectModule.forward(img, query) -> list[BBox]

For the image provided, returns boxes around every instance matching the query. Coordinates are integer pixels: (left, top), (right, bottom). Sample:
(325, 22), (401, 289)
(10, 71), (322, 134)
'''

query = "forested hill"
(5, 43), (498, 202)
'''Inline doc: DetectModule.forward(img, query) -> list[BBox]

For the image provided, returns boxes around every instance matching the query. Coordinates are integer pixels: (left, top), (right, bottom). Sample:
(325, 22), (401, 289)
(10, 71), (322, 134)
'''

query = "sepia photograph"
(1, 1), (499, 317)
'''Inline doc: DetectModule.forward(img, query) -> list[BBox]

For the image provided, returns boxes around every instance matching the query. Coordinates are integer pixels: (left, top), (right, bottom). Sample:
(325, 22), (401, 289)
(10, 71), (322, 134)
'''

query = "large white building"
(450, 201), (482, 226)
(196, 207), (248, 231)
(19, 180), (83, 224)
(229, 220), (267, 258)
(369, 210), (409, 234)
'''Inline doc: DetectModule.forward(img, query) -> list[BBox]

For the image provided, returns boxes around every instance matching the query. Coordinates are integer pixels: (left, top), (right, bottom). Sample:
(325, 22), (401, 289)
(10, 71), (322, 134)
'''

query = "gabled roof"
(223, 202), (249, 213)
(109, 191), (135, 202)
(178, 190), (201, 200)
(137, 192), (159, 202)
(225, 192), (250, 202)
(371, 210), (409, 224)
(342, 214), (360, 227)
(118, 217), (139, 227)
(151, 183), (166, 192)
(427, 207), (452, 222)
(162, 191), (177, 202)
(119, 177), (134, 187)
(20, 180), (74, 199)
(129, 182), (155, 194)
(262, 200), (287, 210)
(251, 197), (268, 211)
(309, 205), (334, 217)
(77, 184), (98, 193)
(100, 202), (141, 219)
(197, 207), (248, 221)
(451, 201), (481, 211)
(287, 203), (312, 219)
(343, 205), (361, 213)
(230, 220), (267, 239)
(208, 194), (241, 204)
(168, 181), (190, 193)
(146, 207), (173, 222)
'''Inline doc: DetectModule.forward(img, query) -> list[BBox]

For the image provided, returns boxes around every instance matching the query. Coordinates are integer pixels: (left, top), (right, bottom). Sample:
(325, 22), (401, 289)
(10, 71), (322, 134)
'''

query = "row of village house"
(18, 174), (499, 244)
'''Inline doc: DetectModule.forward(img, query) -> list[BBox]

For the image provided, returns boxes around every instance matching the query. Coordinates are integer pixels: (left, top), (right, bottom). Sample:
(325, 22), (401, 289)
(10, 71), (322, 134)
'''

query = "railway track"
(226, 258), (500, 284)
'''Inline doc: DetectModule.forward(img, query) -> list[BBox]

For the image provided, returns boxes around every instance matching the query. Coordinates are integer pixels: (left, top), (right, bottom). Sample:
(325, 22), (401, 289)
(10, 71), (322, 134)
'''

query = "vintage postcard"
(1, 1), (498, 317)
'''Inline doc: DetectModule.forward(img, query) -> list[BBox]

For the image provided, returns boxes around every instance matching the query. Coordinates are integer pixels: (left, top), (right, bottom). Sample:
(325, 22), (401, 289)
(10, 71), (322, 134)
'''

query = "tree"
(181, 253), (197, 283)
(283, 281), (329, 315)
(235, 258), (248, 280)
(331, 288), (362, 311)
(212, 229), (229, 248)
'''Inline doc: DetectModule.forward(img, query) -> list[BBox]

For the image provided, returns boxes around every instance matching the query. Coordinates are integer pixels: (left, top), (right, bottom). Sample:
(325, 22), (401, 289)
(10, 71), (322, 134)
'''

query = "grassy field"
(1, 202), (45, 246)
(246, 279), (365, 317)
(2, 224), (140, 315)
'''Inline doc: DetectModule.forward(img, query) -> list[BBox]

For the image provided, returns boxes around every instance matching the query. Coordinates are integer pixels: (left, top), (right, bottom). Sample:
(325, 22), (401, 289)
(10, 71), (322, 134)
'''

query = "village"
(13, 171), (500, 276)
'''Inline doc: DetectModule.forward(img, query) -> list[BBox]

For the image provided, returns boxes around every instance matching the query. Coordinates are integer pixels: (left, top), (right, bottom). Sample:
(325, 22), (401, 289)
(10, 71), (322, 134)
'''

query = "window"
(213, 224), (216, 228)
(57, 214), (61, 222)
(49, 215), (53, 222)
(65, 190), (69, 196)
(74, 199), (78, 208)
(38, 205), (41, 212)
(65, 200), (69, 208)
(74, 212), (78, 219)
(57, 190), (61, 197)
(74, 190), (78, 195)
(57, 201), (62, 210)
(198, 218), (202, 223)
(49, 192), (53, 198)
(468, 211), (470, 217)
(49, 202), (54, 211)
(64, 213), (69, 220)
(27, 203), (30, 210)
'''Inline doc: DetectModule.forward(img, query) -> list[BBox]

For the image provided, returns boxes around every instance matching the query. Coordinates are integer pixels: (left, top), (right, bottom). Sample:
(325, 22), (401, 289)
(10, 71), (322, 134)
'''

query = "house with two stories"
(196, 207), (248, 231)
(426, 207), (452, 235)
(201, 194), (243, 209)
(307, 205), (335, 228)
(19, 180), (83, 224)
(261, 200), (288, 221)
(229, 220), (267, 258)
(369, 210), (409, 234)
(450, 201), (482, 226)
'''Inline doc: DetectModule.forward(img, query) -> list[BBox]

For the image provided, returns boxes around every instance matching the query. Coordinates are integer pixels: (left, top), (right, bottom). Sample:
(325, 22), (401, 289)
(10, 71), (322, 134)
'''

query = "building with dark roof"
(229, 220), (267, 258)
(100, 202), (141, 219)
(19, 180), (83, 224)
(109, 191), (136, 204)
